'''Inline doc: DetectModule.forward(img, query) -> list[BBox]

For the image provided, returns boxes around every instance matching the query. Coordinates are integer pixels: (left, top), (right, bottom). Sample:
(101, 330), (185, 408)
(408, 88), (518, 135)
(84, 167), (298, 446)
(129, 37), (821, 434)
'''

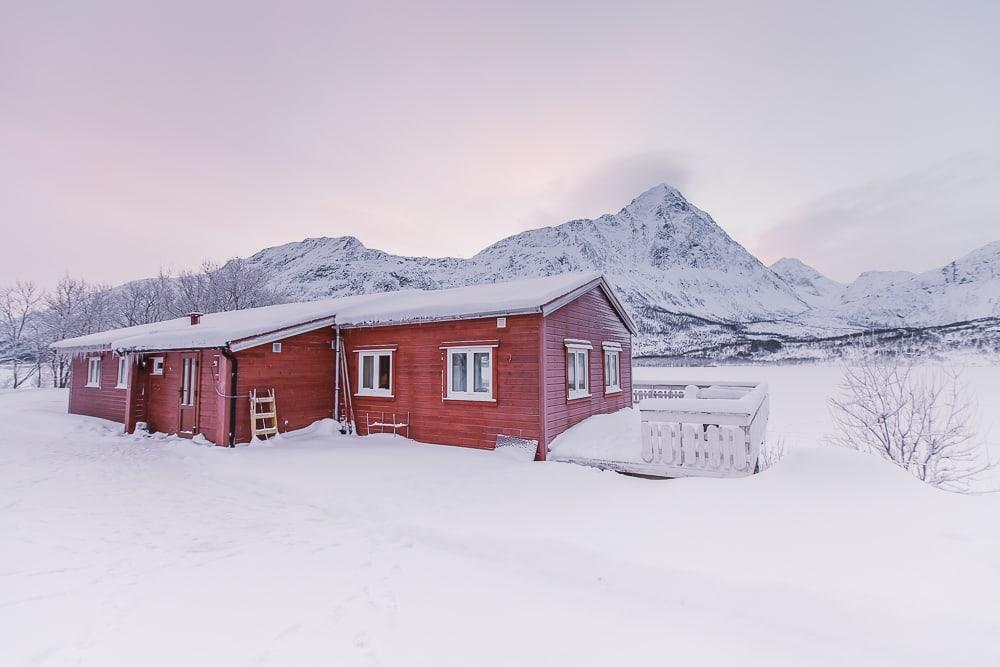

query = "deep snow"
(2, 374), (999, 666)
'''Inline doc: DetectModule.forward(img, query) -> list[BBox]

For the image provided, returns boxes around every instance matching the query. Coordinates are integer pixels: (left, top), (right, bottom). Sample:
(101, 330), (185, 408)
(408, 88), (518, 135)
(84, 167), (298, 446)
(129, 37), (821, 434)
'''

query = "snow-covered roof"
(52, 272), (635, 353)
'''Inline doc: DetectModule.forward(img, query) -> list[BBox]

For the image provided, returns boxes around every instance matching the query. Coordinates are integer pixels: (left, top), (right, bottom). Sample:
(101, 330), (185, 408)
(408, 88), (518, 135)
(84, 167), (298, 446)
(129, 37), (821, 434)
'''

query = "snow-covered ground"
(3, 369), (1000, 666)
(636, 364), (1000, 485)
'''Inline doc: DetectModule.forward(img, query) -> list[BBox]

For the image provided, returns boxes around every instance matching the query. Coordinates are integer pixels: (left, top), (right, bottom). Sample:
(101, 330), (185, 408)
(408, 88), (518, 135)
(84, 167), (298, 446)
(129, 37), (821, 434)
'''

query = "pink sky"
(3, 1), (999, 286)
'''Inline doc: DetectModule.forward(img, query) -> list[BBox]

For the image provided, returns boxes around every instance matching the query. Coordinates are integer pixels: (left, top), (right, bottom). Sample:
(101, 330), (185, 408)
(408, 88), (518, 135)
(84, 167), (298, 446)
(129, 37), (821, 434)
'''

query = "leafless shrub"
(757, 438), (786, 472)
(829, 357), (993, 493)
(0, 281), (42, 388)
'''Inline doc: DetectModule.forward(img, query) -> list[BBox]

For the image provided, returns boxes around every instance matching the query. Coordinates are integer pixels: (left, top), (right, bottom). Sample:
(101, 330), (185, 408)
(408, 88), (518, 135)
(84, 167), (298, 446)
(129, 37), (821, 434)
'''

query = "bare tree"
(829, 357), (992, 492)
(175, 258), (285, 314)
(0, 281), (43, 388)
(114, 271), (175, 327)
(41, 276), (112, 387)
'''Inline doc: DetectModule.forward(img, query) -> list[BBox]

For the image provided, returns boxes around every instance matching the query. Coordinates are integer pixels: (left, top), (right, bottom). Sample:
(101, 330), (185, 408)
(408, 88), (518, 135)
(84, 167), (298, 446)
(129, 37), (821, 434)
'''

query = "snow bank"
(3, 385), (999, 666)
(548, 407), (644, 463)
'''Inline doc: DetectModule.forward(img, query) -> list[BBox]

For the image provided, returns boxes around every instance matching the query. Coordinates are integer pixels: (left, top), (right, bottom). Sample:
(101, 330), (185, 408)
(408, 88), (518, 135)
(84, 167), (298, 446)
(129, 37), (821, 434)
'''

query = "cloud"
(518, 151), (693, 230)
(754, 155), (1000, 281)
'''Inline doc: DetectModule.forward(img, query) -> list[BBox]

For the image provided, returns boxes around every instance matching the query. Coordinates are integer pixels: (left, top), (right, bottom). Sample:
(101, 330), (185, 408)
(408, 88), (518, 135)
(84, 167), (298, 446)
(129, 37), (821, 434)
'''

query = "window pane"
(567, 352), (576, 390)
(451, 352), (468, 392)
(473, 352), (490, 393)
(577, 353), (587, 390)
(362, 355), (374, 389)
(191, 361), (197, 402)
(378, 354), (391, 390)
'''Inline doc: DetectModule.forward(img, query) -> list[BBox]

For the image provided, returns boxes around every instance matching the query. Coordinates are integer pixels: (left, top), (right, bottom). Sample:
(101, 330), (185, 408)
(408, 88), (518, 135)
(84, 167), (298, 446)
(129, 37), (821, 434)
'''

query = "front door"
(178, 353), (199, 435)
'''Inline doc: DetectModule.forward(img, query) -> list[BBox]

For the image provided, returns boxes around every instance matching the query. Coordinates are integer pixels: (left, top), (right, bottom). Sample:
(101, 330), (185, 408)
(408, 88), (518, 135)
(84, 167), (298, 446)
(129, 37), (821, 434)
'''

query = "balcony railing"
(636, 381), (768, 477)
(551, 380), (769, 478)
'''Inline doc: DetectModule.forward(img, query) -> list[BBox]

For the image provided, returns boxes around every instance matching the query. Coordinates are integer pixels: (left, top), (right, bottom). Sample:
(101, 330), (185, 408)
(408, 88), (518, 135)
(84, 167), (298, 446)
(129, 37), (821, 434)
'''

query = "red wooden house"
(53, 273), (636, 459)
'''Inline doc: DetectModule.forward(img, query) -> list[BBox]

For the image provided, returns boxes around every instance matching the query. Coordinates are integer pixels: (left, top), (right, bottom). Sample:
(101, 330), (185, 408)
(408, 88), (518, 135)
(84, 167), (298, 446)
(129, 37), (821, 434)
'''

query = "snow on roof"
(52, 272), (628, 353)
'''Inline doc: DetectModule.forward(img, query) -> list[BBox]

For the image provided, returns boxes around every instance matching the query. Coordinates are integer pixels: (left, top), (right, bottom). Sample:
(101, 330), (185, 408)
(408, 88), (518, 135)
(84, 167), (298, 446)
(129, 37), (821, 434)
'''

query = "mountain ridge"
(235, 184), (1000, 356)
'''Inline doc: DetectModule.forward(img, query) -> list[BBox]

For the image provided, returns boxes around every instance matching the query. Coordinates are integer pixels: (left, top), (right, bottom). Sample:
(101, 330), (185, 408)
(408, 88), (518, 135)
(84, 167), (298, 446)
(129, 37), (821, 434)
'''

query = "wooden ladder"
(250, 388), (279, 440)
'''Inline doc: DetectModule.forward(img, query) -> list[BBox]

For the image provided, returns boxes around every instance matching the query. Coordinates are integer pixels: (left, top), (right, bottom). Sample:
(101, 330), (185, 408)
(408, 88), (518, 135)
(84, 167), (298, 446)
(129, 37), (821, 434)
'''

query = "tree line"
(0, 259), (286, 389)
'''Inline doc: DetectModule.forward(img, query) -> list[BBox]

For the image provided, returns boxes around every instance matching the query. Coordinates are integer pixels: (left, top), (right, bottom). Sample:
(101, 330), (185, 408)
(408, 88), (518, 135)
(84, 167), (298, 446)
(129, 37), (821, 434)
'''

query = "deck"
(550, 380), (770, 478)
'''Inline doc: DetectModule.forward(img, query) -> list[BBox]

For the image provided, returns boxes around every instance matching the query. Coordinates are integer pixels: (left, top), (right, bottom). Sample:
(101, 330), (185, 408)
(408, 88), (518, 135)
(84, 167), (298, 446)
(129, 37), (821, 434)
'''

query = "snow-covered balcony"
(550, 380), (769, 478)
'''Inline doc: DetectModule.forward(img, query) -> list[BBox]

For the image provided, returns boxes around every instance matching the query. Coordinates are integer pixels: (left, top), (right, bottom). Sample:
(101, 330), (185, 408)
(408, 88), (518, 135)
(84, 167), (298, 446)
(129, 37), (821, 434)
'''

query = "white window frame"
(116, 355), (129, 389)
(603, 348), (621, 394)
(356, 349), (394, 397)
(150, 356), (165, 375)
(565, 340), (592, 400)
(445, 346), (495, 401)
(86, 357), (101, 388)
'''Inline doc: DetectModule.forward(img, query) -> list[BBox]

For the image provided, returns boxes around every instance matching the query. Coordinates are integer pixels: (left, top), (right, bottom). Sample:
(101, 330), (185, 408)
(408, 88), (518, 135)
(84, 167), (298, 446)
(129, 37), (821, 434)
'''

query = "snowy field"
(2, 365), (1000, 666)
(636, 364), (1000, 483)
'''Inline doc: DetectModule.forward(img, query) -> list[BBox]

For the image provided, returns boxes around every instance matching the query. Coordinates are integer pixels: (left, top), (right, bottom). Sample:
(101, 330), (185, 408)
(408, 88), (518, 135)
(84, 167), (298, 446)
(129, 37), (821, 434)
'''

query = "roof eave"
(227, 315), (340, 352)
(49, 342), (114, 354)
(336, 306), (542, 330)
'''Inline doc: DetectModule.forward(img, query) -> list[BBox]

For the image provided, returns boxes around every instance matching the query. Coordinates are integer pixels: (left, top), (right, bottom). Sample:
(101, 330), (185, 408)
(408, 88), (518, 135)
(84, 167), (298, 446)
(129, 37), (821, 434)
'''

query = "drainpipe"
(334, 326), (341, 422)
(221, 346), (239, 447)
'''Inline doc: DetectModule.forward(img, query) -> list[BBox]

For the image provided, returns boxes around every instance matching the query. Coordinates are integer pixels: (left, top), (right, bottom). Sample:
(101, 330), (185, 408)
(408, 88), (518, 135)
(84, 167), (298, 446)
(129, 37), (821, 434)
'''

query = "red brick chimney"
(188, 311), (203, 325)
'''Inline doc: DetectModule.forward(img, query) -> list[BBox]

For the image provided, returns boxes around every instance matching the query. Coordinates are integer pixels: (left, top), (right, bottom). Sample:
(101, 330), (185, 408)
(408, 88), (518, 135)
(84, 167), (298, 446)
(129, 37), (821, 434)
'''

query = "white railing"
(637, 381), (769, 478)
(550, 380), (770, 479)
(632, 383), (687, 400)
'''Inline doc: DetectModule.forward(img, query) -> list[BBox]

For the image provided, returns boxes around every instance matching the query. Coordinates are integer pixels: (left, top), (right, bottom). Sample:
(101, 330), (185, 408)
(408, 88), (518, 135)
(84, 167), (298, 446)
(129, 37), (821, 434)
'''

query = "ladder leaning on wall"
(249, 388), (279, 440)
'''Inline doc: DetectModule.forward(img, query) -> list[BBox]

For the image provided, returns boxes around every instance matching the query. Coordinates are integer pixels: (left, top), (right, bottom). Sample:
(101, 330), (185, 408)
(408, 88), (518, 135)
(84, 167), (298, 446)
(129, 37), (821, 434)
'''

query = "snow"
(3, 365), (1000, 665)
(234, 185), (1000, 356)
(50, 272), (604, 352)
(771, 257), (847, 308)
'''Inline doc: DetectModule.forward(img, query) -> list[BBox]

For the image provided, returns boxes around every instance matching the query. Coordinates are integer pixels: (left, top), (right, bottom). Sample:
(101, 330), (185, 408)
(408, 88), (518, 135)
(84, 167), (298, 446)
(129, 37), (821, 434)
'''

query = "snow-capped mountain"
(236, 184), (1000, 357)
(834, 241), (1000, 327)
(770, 257), (846, 308)
(248, 184), (808, 343)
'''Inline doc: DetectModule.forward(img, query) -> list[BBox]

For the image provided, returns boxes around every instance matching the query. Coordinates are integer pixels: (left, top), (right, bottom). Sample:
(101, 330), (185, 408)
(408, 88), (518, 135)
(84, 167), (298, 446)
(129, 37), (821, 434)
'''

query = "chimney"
(188, 311), (203, 326)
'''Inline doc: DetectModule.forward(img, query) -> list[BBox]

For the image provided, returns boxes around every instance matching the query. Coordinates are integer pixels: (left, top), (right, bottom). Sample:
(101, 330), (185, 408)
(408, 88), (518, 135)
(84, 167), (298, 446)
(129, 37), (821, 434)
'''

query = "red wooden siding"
(130, 349), (225, 442)
(145, 351), (190, 436)
(343, 314), (544, 453)
(230, 328), (337, 444)
(542, 286), (633, 447)
(67, 351), (128, 424)
(64, 281), (632, 455)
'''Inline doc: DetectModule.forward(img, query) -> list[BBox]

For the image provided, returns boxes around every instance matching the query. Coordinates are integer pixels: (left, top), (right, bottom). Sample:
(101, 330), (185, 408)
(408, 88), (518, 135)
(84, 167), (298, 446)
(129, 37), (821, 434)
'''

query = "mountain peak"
(771, 257), (845, 307)
(627, 183), (687, 209)
(772, 257), (822, 277)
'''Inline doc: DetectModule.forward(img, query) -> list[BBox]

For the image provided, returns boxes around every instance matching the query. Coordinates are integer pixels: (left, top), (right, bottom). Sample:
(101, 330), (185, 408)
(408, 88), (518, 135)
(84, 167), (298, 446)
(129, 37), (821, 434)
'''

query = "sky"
(2, 0), (999, 287)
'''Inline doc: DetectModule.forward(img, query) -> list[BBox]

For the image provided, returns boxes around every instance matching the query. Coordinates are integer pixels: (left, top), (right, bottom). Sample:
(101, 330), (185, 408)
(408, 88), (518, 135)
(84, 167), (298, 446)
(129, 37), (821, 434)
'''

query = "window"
(446, 347), (494, 400)
(272, 342), (282, 353)
(86, 357), (101, 387)
(357, 350), (393, 397)
(180, 357), (198, 406)
(564, 340), (592, 400)
(151, 357), (165, 375)
(603, 348), (621, 393)
(116, 355), (129, 389)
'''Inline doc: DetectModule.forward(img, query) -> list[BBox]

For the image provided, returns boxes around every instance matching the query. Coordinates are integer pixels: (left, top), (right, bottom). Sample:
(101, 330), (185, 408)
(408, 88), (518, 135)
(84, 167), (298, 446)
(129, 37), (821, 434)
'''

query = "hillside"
(217, 186), (1000, 357)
